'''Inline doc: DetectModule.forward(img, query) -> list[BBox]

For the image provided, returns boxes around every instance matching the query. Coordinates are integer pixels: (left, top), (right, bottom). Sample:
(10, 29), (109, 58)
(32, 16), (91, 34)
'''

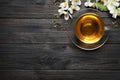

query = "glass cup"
(67, 8), (109, 50)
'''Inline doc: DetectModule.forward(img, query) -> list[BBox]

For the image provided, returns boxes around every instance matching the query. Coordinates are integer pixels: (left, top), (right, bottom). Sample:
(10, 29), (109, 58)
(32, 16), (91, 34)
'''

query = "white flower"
(58, 0), (81, 20)
(104, 0), (120, 11)
(110, 9), (118, 18)
(58, 8), (72, 20)
(68, 0), (81, 14)
(58, 0), (73, 20)
(68, 5), (80, 14)
(63, 11), (72, 20)
(70, 0), (81, 6)
(84, 0), (94, 7)
(58, 8), (65, 15)
(58, 0), (69, 15)
(59, 0), (69, 10)
(104, 0), (120, 18)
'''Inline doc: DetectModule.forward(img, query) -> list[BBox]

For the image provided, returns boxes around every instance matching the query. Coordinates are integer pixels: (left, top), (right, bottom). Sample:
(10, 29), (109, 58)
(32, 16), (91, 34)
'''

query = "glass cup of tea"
(67, 8), (109, 50)
(75, 13), (104, 44)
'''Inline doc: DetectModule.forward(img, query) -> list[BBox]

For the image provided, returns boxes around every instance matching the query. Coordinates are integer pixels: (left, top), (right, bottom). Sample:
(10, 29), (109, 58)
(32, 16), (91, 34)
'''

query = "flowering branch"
(84, 0), (120, 18)
(58, 0), (81, 20)
(58, 0), (120, 20)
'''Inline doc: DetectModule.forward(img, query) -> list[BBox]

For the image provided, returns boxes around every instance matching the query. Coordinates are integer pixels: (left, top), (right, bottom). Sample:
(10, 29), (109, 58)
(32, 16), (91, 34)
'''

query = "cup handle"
(105, 20), (120, 31)
(105, 26), (110, 31)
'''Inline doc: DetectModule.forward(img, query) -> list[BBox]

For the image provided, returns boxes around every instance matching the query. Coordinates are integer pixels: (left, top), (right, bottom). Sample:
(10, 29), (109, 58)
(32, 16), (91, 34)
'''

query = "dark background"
(0, 0), (120, 80)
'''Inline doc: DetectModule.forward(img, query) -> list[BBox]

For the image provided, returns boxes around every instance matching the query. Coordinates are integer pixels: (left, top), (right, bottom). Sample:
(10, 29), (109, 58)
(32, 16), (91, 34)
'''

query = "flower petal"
(84, 2), (89, 7)
(72, 0), (81, 6)
(89, 2), (94, 7)
(110, 9), (114, 14)
(69, 14), (73, 18)
(107, 4), (115, 11)
(68, 8), (73, 14)
(64, 14), (69, 20)
(84, 0), (93, 7)
(58, 9), (63, 15)
(59, 2), (65, 8)
(78, 0), (81, 5)
(113, 1), (119, 7)
(76, 6), (80, 11)
(65, 0), (69, 2)
(112, 13), (117, 18)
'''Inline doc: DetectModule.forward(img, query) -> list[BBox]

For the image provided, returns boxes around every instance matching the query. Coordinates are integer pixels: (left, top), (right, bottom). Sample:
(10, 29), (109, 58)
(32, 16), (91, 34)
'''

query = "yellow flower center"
(64, 2), (67, 6)
(72, 6), (76, 10)
(100, 0), (104, 3)
(109, 2), (113, 6)
(74, 0), (78, 2)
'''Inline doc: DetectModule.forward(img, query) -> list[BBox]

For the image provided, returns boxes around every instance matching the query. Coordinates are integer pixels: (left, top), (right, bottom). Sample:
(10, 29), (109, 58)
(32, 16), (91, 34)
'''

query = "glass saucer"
(67, 8), (109, 50)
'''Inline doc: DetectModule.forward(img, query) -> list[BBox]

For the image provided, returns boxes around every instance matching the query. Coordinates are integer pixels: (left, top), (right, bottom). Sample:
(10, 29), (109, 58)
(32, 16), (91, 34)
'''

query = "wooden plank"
(0, 43), (120, 54)
(0, 44), (120, 70)
(0, 30), (120, 45)
(0, 70), (120, 80)
(0, 18), (115, 29)
(0, 0), (56, 19)
(0, 0), (52, 5)
(0, 0), (120, 80)
(0, 0), (112, 18)
(0, 30), (120, 44)
(0, 43), (120, 55)
(0, 19), (119, 44)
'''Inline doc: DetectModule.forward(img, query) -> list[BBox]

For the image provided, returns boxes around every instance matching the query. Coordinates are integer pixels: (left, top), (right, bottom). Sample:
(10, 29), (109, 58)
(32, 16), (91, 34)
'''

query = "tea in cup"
(75, 13), (104, 44)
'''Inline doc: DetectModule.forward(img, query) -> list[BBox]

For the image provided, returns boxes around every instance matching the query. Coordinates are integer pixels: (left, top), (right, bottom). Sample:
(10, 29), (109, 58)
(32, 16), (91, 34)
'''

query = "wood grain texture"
(0, 70), (120, 80)
(0, 0), (120, 80)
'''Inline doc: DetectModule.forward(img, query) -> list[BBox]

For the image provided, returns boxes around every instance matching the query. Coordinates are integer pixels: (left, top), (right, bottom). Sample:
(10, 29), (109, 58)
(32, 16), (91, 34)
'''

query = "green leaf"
(117, 8), (120, 16)
(95, 2), (108, 11)
(117, 8), (120, 13)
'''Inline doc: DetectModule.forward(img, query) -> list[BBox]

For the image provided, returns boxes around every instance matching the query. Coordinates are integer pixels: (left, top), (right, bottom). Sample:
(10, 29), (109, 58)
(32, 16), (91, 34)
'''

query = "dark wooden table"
(0, 0), (120, 80)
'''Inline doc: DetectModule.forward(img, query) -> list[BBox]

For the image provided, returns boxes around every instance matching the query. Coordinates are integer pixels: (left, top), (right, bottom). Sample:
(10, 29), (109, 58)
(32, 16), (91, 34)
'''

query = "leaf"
(117, 8), (120, 16)
(117, 8), (120, 13)
(95, 2), (108, 11)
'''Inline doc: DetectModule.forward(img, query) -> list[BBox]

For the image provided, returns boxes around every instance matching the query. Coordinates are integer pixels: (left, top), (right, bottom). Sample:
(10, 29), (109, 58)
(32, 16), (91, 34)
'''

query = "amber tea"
(75, 13), (104, 44)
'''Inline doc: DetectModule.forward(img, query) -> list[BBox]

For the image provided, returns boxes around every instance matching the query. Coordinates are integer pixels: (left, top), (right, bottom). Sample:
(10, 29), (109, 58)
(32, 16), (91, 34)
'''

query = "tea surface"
(75, 13), (104, 44)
